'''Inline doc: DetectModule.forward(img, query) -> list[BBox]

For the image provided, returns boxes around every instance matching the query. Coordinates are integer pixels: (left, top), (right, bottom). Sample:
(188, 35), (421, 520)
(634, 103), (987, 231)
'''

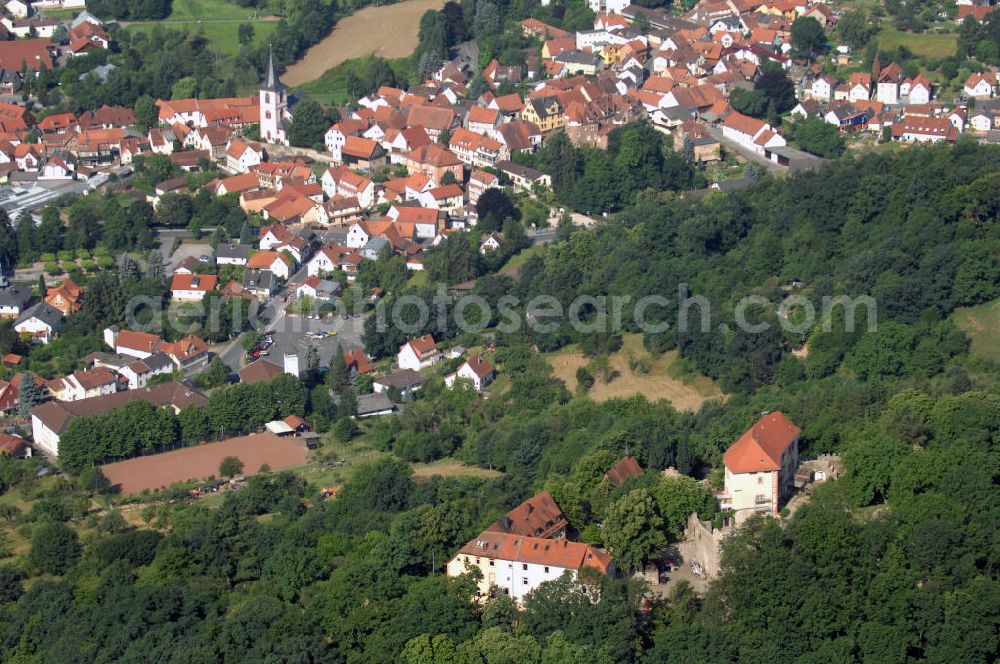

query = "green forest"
(0, 143), (997, 661)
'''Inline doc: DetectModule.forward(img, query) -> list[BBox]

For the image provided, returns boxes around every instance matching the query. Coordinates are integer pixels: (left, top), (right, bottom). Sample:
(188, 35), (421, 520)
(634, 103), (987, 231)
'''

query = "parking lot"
(257, 311), (367, 368)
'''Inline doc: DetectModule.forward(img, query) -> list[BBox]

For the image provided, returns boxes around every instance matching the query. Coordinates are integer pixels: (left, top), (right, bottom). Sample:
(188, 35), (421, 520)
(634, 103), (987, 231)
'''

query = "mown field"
(124, 20), (278, 56)
(120, 0), (278, 56)
(876, 26), (958, 58)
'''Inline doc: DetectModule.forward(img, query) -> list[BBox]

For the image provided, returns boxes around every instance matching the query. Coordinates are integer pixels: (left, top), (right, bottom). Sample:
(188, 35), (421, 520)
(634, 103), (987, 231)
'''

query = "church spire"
(263, 44), (283, 93)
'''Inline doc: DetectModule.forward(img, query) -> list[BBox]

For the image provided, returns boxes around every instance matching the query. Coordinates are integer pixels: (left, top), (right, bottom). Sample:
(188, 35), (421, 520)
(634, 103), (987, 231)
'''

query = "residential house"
(341, 135), (388, 172)
(160, 335), (210, 372)
(848, 72), (872, 102)
(397, 334), (442, 370)
(119, 353), (174, 389)
(373, 368), (423, 395)
(46, 367), (118, 402)
(14, 302), (62, 344)
(419, 184), (465, 214)
(480, 233), (502, 254)
(242, 269), (276, 299)
(344, 347), (372, 375)
(520, 96), (565, 133)
(44, 279), (82, 316)
(496, 161), (552, 191)
(325, 118), (369, 160)
(876, 61), (903, 104)
(467, 106), (501, 137)
(170, 273), (218, 302)
(246, 250), (294, 280)
(720, 110), (786, 155)
(294, 275), (339, 301)
(225, 139), (262, 174)
(964, 71), (996, 98)
(444, 354), (495, 391)
(104, 328), (161, 359)
(401, 143), (463, 183)
(449, 127), (508, 168)
(719, 411), (800, 521)
(216, 243), (251, 266)
(673, 121), (721, 163)
(467, 169), (500, 203)
(0, 286), (31, 319)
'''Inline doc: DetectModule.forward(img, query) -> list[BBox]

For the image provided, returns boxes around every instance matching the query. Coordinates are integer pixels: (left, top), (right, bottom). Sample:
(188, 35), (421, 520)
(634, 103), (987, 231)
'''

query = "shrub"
(80, 260), (97, 271)
(43, 262), (60, 275)
(39, 253), (56, 262)
(75, 249), (91, 260)
(57, 251), (74, 262)
(96, 256), (115, 269)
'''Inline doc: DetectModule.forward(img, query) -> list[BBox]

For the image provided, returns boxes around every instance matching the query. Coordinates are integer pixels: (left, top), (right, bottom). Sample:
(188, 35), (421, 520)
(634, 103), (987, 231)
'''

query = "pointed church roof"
(263, 45), (284, 93)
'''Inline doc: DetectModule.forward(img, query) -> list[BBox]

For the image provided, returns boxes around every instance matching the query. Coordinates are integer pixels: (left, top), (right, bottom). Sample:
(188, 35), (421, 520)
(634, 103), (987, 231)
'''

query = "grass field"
(548, 334), (724, 412)
(412, 459), (503, 479)
(124, 21), (277, 56)
(876, 26), (958, 58)
(297, 55), (418, 105)
(167, 0), (262, 21)
(952, 297), (1000, 362)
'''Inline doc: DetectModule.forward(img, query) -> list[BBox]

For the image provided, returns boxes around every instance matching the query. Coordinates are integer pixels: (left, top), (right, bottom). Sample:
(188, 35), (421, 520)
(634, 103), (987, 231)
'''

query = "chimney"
(283, 353), (300, 377)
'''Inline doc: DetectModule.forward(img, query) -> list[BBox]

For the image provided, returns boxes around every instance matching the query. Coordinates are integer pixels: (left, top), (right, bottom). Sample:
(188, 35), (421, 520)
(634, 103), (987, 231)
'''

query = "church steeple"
(259, 43), (288, 146)
(262, 44), (283, 93)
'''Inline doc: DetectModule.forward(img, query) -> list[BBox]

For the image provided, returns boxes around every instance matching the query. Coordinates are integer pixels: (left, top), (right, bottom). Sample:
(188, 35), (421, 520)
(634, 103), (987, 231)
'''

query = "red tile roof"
(457, 531), (612, 573)
(723, 411), (800, 474)
(487, 490), (567, 538)
(605, 455), (643, 485)
(170, 273), (219, 292)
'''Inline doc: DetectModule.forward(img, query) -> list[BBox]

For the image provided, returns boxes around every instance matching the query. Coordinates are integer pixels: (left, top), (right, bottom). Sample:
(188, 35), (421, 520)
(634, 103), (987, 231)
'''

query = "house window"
(757, 476), (763, 484)
(489, 560), (494, 567)
(544, 566), (550, 573)
(522, 563), (528, 570)
(522, 577), (528, 585)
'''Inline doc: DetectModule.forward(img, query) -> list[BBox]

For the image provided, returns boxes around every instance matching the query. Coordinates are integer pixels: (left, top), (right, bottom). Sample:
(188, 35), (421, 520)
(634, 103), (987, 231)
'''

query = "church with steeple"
(259, 46), (290, 146)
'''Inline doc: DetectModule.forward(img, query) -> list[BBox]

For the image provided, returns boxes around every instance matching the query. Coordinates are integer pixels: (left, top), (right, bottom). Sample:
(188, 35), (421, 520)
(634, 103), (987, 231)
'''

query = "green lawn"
(124, 21), (277, 56)
(952, 297), (1000, 362)
(876, 26), (958, 58)
(297, 55), (418, 105)
(166, 0), (262, 21)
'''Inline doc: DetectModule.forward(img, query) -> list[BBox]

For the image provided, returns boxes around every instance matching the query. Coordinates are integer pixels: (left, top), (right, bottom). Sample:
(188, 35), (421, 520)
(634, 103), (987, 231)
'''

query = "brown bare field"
(282, 0), (446, 87)
(101, 432), (310, 495)
(548, 335), (724, 412)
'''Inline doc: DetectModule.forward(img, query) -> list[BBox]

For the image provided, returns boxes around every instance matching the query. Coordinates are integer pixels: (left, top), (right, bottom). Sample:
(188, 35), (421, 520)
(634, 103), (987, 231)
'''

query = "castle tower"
(260, 46), (289, 146)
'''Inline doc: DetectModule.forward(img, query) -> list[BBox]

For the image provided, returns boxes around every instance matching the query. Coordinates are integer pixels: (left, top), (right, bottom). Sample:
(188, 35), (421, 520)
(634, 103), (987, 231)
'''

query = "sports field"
(101, 432), (310, 495)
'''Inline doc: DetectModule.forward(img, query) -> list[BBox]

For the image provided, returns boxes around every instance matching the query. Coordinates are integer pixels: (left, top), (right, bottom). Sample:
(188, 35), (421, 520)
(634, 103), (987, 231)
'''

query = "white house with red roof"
(225, 139), (262, 174)
(446, 531), (613, 603)
(720, 111), (786, 155)
(444, 354), (495, 391)
(720, 411), (800, 521)
(170, 273), (219, 302)
(258, 223), (292, 250)
(398, 334), (442, 370)
(964, 72), (996, 98)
